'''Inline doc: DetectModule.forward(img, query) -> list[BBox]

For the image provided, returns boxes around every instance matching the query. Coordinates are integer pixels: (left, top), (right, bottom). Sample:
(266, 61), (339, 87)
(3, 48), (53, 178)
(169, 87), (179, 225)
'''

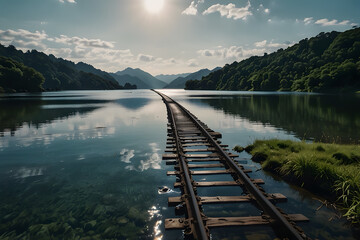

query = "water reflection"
(0, 90), (168, 239)
(0, 98), (106, 135)
(184, 93), (360, 143)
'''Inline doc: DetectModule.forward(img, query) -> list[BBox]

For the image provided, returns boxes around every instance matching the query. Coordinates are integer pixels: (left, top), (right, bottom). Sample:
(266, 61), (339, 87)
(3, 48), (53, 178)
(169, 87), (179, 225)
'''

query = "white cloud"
(254, 40), (267, 48)
(59, 0), (76, 3)
(182, 1), (198, 15)
(304, 17), (313, 25)
(303, 17), (354, 27)
(52, 35), (114, 49)
(198, 41), (293, 62)
(315, 18), (350, 26)
(0, 29), (48, 41)
(0, 29), (48, 50)
(138, 54), (156, 62)
(198, 46), (244, 60)
(203, 2), (252, 20)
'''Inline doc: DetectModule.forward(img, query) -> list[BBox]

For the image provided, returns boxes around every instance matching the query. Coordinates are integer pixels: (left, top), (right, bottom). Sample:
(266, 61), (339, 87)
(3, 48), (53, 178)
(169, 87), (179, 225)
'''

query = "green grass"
(237, 139), (360, 224)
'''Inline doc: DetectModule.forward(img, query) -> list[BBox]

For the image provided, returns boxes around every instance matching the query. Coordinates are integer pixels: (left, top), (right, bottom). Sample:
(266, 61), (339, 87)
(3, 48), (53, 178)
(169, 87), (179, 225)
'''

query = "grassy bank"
(236, 139), (360, 224)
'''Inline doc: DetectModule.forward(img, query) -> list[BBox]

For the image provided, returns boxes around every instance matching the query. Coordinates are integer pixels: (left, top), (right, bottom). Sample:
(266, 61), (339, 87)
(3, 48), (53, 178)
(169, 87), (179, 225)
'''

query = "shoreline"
(235, 139), (360, 225)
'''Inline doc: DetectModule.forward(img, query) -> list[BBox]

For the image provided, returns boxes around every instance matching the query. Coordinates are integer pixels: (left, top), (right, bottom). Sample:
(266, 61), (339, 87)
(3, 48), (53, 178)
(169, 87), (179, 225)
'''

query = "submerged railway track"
(154, 90), (310, 240)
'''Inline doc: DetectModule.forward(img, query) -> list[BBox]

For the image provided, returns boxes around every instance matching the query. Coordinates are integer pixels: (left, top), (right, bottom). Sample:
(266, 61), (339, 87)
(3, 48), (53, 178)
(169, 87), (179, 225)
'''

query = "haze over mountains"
(111, 67), (221, 89)
(155, 73), (191, 84)
(0, 42), (220, 92)
(164, 67), (221, 89)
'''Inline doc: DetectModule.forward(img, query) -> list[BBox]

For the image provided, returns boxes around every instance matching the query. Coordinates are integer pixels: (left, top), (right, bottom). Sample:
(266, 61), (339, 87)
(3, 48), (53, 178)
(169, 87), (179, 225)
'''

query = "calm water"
(0, 90), (359, 239)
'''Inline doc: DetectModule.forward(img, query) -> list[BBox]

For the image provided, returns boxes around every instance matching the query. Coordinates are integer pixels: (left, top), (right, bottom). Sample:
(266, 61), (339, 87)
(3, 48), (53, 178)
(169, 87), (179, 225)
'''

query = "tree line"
(0, 44), (136, 92)
(186, 27), (360, 92)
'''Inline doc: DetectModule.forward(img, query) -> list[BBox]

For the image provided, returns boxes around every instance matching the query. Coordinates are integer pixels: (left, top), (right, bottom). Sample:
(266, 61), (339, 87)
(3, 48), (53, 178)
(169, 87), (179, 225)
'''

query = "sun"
(144, 0), (164, 14)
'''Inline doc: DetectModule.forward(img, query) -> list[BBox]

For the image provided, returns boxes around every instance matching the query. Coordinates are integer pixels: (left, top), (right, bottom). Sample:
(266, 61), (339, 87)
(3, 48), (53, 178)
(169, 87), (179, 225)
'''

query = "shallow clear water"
(0, 89), (359, 239)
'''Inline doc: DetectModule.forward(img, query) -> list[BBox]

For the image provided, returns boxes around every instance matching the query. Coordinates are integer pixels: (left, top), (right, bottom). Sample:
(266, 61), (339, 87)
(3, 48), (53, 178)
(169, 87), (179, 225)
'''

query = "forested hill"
(186, 28), (360, 92)
(0, 44), (129, 91)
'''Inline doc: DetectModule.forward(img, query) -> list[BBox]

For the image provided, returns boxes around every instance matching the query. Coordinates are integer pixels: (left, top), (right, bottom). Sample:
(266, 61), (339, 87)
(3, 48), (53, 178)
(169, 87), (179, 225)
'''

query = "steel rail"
(161, 94), (209, 239)
(154, 90), (307, 240)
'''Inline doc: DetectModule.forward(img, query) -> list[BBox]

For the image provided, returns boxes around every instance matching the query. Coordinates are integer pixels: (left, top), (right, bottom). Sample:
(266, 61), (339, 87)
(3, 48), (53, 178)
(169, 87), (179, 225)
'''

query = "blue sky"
(0, 0), (359, 75)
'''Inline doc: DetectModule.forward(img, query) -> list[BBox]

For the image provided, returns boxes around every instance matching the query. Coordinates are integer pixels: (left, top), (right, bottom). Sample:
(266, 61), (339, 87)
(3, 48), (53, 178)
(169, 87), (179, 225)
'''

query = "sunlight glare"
(144, 0), (164, 14)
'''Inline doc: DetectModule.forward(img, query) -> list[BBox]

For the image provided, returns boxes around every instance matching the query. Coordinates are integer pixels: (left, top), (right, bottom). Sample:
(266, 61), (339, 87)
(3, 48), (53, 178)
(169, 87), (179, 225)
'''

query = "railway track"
(154, 90), (309, 240)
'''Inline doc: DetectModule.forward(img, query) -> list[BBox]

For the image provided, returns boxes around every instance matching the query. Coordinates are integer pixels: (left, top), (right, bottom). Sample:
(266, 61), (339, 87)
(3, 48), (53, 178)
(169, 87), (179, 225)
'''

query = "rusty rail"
(153, 90), (309, 240)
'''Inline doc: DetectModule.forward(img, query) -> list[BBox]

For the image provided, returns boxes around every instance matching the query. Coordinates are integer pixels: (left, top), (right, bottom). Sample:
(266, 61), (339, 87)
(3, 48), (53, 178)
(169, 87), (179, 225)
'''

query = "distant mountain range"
(113, 67), (167, 89)
(0, 42), (222, 92)
(155, 73), (191, 84)
(112, 67), (221, 89)
(165, 67), (221, 89)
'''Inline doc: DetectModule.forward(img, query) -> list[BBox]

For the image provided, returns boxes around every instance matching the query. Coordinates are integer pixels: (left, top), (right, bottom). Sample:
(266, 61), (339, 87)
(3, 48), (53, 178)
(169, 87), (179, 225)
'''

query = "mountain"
(155, 73), (191, 84)
(110, 73), (150, 89)
(0, 44), (125, 91)
(165, 67), (221, 89)
(115, 67), (166, 89)
(75, 62), (117, 83)
(186, 28), (360, 92)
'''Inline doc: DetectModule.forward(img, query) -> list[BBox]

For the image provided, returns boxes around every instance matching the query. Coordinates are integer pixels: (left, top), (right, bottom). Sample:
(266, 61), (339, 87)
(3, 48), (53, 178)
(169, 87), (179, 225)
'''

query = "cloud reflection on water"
(120, 143), (162, 172)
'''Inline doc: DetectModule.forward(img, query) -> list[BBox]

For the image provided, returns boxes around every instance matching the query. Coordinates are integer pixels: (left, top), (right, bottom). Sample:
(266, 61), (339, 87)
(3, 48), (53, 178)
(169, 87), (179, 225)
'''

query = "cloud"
(59, 0), (76, 3)
(315, 18), (350, 26)
(198, 46), (244, 60)
(304, 17), (313, 25)
(0, 29), (48, 41)
(52, 35), (114, 49)
(0, 29), (48, 50)
(198, 41), (293, 62)
(182, 1), (198, 15)
(138, 54), (156, 62)
(187, 59), (199, 67)
(303, 17), (354, 27)
(203, 1), (252, 20)
(254, 40), (267, 48)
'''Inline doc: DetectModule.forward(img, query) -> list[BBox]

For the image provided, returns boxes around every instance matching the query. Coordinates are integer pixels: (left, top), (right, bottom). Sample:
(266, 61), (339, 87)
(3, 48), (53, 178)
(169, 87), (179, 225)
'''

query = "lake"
(0, 89), (359, 239)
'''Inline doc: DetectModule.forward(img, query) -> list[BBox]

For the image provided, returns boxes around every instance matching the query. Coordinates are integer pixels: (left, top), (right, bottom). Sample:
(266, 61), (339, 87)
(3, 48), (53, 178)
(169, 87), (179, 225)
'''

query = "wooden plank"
(165, 214), (309, 229)
(187, 163), (225, 168)
(181, 139), (208, 143)
(192, 169), (252, 174)
(185, 153), (238, 158)
(167, 169), (252, 176)
(168, 193), (287, 205)
(162, 154), (178, 160)
(179, 136), (207, 140)
(182, 143), (228, 147)
(187, 158), (222, 162)
(183, 148), (220, 152)
(174, 179), (264, 188)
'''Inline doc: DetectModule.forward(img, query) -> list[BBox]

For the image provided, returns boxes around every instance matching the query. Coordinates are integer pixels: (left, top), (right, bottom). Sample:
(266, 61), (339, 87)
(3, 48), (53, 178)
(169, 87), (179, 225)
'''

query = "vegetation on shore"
(0, 56), (44, 92)
(236, 139), (360, 224)
(186, 27), (360, 92)
(0, 44), (136, 91)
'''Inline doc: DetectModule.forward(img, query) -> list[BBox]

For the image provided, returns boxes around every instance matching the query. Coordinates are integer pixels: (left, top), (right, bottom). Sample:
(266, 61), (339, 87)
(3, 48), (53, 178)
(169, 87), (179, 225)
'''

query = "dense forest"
(186, 28), (360, 92)
(0, 56), (44, 93)
(0, 44), (136, 92)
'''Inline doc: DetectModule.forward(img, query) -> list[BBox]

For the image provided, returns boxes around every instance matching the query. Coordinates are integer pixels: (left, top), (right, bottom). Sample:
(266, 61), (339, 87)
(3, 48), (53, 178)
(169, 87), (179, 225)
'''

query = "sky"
(0, 0), (359, 75)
